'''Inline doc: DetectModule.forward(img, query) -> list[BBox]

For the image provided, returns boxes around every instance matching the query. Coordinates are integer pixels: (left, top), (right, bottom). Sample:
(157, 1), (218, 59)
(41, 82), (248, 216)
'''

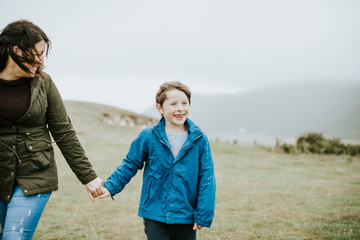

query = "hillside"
(64, 100), (158, 130)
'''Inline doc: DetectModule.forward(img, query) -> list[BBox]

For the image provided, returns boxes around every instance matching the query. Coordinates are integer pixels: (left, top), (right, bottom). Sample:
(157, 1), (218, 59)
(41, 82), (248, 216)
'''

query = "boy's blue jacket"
(104, 118), (216, 227)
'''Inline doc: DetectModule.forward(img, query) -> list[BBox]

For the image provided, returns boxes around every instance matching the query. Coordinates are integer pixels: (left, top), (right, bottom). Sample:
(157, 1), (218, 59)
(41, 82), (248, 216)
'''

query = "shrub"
(280, 143), (296, 154)
(347, 144), (360, 157)
(279, 132), (360, 156)
(325, 138), (346, 155)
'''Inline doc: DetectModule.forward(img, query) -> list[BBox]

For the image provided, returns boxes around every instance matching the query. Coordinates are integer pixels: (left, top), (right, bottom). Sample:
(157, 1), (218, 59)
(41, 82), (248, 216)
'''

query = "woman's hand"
(85, 177), (103, 203)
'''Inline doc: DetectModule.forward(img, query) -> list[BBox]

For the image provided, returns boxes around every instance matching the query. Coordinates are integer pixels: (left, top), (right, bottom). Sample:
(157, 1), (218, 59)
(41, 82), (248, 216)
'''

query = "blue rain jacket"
(104, 118), (216, 227)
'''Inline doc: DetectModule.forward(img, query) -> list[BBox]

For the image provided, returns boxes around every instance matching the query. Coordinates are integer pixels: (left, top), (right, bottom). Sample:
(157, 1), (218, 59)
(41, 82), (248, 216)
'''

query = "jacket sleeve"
(45, 75), (97, 185)
(103, 130), (148, 196)
(194, 135), (216, 227)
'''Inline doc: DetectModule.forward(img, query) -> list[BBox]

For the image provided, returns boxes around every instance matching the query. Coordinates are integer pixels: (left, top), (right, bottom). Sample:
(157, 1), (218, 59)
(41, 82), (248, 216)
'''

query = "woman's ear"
(12, 46), (22, 56)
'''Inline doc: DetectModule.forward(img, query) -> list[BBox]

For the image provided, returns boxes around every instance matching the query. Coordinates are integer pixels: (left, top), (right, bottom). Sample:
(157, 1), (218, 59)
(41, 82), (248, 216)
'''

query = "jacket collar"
(152, 118), (203, 161)
(29, 76), (42, 103)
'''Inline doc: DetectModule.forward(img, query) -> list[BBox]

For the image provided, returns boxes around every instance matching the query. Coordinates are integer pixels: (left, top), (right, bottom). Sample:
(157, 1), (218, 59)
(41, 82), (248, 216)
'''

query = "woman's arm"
(44, 75), (102, 200)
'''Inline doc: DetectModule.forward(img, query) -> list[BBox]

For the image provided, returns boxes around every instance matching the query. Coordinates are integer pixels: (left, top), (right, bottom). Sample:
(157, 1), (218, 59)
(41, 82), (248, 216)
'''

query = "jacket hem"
(139, 213), (194, 225)
(21, 185), (58, 196)
(194, 218), (212, 228)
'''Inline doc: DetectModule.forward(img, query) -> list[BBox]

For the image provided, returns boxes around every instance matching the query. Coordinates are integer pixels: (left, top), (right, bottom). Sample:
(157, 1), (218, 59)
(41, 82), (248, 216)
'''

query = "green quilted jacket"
(0, 73), (97, 203)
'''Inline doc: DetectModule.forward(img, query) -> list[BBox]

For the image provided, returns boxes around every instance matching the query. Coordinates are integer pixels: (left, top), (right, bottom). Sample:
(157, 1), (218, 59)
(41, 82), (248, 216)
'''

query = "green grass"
(33, 101), (360, 239)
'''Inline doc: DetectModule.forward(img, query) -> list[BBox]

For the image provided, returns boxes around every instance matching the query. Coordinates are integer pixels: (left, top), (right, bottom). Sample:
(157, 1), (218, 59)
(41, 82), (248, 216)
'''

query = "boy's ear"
(156, 103), (163, 115)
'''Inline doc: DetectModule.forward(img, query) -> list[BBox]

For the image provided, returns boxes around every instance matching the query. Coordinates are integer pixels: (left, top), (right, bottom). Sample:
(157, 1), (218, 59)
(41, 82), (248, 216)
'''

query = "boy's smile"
(156, 89), (190, 132)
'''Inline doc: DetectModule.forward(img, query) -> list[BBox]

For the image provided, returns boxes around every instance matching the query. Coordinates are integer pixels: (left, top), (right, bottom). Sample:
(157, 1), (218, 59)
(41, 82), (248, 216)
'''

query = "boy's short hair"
(156, 81), (191, 106)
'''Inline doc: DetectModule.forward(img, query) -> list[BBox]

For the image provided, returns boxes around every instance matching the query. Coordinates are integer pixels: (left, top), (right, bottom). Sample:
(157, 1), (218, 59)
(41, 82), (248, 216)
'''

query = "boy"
(99, 82), (216, 240)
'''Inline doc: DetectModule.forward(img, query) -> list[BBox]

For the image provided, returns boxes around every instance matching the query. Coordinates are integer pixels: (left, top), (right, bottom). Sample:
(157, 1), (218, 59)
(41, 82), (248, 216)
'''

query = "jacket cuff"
(194, 218), (212, 228)
(80, 172), (98, 185)
(103, 181), (117, 196)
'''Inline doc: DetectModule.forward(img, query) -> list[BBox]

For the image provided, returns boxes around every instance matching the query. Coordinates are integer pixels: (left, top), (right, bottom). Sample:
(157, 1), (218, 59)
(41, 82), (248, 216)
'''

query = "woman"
(0, 20), (103, 239)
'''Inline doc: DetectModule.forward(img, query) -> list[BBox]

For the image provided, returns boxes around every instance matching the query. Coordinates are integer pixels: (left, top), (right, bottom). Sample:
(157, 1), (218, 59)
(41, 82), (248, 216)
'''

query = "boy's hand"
(98, 186), (111, 199)
(193, 223), (203, 230)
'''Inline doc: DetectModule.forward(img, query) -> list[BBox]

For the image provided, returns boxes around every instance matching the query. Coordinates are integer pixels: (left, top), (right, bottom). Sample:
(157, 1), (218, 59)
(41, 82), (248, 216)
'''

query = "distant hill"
(64, 101), (158, 130)
(144, 81), (360, 143)
(319, 101), (360, 139)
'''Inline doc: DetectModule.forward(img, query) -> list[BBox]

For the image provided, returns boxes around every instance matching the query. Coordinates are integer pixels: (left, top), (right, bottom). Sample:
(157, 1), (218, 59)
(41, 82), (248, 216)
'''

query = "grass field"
(33, 102), (360, 239)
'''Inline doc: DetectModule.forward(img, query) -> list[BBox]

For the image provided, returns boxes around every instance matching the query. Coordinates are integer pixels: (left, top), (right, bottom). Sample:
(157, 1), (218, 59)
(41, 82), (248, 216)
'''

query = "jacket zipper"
(181, 135), (202, 150)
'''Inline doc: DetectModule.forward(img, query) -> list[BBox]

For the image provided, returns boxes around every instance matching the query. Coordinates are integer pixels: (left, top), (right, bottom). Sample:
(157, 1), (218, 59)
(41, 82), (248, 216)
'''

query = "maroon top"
(0, 78), (31, 122)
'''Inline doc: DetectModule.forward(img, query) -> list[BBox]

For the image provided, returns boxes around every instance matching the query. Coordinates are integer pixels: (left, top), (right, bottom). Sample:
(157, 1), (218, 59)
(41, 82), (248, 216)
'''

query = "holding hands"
(85, 177), (105, 203)
(98, 187), (111, 199)
(85, 177), (111, 202)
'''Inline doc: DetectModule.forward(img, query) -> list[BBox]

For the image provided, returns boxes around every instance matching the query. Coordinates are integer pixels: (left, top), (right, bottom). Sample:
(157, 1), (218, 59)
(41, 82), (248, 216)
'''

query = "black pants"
(144, 218), (196, 240)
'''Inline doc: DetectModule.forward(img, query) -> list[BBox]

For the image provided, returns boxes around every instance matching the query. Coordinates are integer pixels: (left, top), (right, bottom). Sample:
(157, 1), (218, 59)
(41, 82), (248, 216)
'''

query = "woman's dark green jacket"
(0, 73), (97, 203)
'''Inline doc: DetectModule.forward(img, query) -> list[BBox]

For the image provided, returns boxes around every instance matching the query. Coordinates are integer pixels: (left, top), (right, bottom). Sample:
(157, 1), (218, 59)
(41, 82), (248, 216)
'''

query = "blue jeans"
(0, 185), (51, 240)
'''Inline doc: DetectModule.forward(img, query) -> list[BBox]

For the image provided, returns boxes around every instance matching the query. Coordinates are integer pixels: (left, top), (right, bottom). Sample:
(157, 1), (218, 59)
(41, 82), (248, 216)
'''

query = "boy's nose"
(177, 105), (184, 111)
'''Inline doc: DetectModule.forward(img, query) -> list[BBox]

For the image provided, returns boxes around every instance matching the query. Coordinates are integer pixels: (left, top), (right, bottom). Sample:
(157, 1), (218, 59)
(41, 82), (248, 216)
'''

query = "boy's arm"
(194, 137), (216, 228)
(103, 131), (148, 196)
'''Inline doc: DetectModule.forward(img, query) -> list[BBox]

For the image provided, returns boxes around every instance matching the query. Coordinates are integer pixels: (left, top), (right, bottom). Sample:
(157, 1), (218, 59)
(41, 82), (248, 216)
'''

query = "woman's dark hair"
(0, 20), (51, 75)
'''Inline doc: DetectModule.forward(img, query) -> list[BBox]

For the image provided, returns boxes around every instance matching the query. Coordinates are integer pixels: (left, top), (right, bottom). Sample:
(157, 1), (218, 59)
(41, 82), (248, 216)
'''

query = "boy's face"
(156, 89), (190, 132)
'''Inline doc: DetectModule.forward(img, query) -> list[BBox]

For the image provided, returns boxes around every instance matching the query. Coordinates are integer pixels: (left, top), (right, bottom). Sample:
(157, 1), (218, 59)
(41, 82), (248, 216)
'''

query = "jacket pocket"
(24, 139), (54, 169)
(143, 179), (153, 206)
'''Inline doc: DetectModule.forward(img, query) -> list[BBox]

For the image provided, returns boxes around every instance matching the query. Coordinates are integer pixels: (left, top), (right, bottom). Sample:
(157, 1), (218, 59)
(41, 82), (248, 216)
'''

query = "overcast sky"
(1, 0), (360, 113)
